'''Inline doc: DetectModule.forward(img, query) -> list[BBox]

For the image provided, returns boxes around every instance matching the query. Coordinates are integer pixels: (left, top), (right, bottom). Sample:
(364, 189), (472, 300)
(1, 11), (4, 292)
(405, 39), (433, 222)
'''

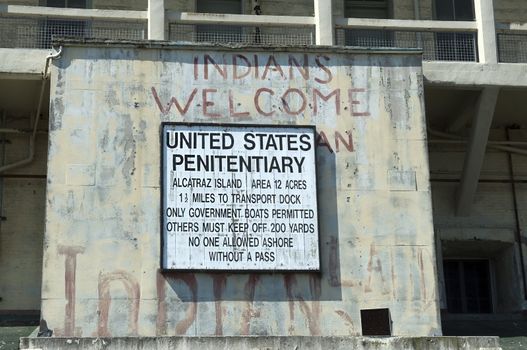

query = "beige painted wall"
(40, 44), (440, 337)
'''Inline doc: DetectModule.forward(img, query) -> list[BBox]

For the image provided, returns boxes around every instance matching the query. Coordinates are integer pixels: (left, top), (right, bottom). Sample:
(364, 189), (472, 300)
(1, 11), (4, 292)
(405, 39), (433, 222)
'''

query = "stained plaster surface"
(42, 41), (440, 337)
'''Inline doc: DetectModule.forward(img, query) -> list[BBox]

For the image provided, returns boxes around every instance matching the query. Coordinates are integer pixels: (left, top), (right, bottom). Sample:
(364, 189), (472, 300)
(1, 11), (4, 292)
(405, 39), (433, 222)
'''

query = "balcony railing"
(495, 23), (527, 63)
(0, 16), (146, 49)
(0, 5), (147, 49)
(335, 28), (478, 62)
(334, 18), (479, 62)
(497, 32), (527, 63)
(169, 23), (315, 46)
(2, 4), (527, 67)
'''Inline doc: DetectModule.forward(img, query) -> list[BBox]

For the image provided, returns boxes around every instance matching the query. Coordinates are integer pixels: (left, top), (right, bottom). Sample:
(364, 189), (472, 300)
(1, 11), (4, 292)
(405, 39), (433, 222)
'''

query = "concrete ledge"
(423, 61), (527, 88)
(20, 336), (502, 350)
(0, 48), (49, 79)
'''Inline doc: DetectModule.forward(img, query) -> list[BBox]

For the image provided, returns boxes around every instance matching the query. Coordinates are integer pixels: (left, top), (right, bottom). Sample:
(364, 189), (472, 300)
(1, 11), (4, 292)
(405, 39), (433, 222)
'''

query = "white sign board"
(161, 123), (319, 271)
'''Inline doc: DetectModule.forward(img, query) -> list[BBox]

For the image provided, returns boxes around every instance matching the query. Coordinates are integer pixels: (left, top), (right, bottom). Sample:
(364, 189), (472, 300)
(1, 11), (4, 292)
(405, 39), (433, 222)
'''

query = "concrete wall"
(164, 0), (316, 17)
(494, 0), (527, 23)
(40, 43), (440, 337)
(19, 335), (503, 350)
(2, 0), (527, 23)
(0, 0), (147, 10)
(428, 128), (527, 313)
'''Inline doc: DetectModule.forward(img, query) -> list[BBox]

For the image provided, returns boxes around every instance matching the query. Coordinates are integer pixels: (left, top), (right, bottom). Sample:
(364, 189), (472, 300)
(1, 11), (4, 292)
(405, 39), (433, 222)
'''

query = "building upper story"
(1, 0), (527, 88)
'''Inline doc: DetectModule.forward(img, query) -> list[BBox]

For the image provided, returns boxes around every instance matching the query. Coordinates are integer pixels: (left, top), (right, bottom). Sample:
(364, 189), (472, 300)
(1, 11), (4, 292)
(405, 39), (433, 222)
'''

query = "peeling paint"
(42, 45), (439, 337)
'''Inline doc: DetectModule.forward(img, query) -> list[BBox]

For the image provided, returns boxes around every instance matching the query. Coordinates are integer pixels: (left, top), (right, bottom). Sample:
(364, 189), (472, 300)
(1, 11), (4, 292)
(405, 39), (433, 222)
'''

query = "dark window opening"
(435, 0), (474, 21)
(46, 0), (87, 8)
(443, 259), (493, 313)
(434, 0), (477, 61)
(196, 0), (243, 43)
(344, 0), (393, 48)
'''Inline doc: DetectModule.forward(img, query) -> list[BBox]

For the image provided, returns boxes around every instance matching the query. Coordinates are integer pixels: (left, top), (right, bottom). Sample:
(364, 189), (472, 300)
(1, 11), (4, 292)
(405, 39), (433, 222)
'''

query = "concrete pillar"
(456, 87), (500, 216)
(148, 0), (166, 40)
(474, 0), (498, 63)
(314, 0), (334, 45)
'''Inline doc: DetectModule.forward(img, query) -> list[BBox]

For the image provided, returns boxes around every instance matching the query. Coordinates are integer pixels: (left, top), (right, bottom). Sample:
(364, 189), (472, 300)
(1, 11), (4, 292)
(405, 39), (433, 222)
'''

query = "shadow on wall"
(159, 145), (340, 303)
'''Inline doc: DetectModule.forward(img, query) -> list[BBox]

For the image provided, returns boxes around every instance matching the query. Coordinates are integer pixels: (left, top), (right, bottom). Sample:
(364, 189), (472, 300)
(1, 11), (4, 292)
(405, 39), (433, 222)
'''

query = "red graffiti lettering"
(313, 88), (340, 115)
(283, 275), (321, 335)
(262, 55), (285, 80)
(328, 237), (355, 287)
(151, 87), (197, 116)
(233, 54), (251, 80)
(364, 244), (389, 295)
(254, 88), (275, 117)
(170, 274), (198, 335)
(335, 310), (357, 335)
(240, 274), (261, 335)
(229, 91), (250, 117)
(349, 88), (370, 116)
(315, 55), (332, 84)
(156, 270), (167, 336)
(281, 88), (307, 115)
(316, 131), (333, 153)
(202, 88), (220, 117)
(288, 54), (309, 80)
(55, 245), (85, 337)
(204, 54), (227, 80)
(212, 274), (227, 335)
(335, 130), (354, 152)
(97, 271), (140, 337)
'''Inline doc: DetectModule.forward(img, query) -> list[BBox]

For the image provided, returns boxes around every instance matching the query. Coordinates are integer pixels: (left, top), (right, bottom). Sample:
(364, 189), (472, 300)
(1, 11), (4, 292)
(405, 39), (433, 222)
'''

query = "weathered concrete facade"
(40, 43), (440, 337)
(20, 335), (503, 350)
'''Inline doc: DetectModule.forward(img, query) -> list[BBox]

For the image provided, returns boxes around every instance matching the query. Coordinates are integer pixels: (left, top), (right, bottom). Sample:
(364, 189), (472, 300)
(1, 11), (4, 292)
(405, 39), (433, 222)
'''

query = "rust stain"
(284, 274), (321, 335)
(240, 274), (261, 335)
(283, 274), (296, 335)
(155, 270), (167, 336)
(328, 236), (355, 287)
(418, 248), (427, 300)
(57, 245), (85, 337)
(212, 273), (227, 336)
(335, 309), (356, 335)
(173, 273), (198, 335)
(297, 275), (321, 335)
(391, 251), (396, 300)
(97, 270), (140, 337)
(364, 244), (389, 294)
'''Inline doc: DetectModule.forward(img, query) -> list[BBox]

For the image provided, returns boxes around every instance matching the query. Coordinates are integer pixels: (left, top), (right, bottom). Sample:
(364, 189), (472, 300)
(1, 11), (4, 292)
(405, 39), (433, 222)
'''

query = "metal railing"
(497, 33), (527, 63)
(335, 28), (478, 62)
(3, 5), (521, 67)
(169, 23), (315, 46)
(0, 16), (146, 49)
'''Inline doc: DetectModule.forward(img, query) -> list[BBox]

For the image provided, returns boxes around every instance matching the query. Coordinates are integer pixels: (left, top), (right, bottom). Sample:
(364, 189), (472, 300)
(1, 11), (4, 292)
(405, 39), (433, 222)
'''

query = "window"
(434, 0), (477, 61)
(344, 0), (393, 48)
(443, 259), (493, 313)
(39, 0), (88, 49)
(196, 0), (243, 43)
(435, 0), (474, 21)
(345, 0), (390, 18)
(45, 0), (87, 8)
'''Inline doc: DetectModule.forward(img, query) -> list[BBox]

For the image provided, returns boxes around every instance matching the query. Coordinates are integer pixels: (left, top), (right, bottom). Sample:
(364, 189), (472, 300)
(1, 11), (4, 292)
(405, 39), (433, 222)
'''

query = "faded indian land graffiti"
(41, 47), (440, 337)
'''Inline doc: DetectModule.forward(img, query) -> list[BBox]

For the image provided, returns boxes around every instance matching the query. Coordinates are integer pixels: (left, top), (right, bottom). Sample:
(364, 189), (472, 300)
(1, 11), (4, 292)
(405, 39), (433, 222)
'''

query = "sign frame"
(159, 122), (321, 273)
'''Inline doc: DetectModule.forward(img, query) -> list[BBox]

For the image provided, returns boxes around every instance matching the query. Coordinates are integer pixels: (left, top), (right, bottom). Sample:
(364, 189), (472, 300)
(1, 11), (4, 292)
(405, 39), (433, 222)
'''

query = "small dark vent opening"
(360, 308), (391, 336)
